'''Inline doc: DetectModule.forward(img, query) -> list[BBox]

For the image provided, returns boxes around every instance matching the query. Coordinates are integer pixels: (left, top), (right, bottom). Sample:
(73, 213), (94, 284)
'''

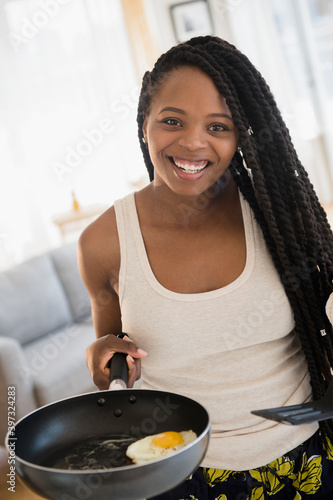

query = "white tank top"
(114, 191), (318, 470)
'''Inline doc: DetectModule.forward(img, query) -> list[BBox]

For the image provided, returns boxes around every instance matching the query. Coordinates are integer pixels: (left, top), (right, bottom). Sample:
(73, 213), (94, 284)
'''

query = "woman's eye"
(163, 118), (181, 126)
(209, 124), (227, 132)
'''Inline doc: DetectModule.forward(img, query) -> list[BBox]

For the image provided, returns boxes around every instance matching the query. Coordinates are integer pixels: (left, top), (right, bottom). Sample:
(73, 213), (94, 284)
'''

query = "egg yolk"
(152, 432), (184, 449)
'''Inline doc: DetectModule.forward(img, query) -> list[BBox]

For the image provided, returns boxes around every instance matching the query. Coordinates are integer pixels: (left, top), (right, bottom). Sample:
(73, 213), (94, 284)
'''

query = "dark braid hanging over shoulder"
(137, 35), (333, 439)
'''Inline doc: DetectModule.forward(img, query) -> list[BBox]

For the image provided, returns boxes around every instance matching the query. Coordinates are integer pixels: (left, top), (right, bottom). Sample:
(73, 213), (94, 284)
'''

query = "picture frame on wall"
(170, 0), (214, 43)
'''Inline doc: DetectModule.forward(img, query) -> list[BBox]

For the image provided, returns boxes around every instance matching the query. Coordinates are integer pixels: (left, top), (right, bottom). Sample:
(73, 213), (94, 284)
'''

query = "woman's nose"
(177, 126), (207, 151)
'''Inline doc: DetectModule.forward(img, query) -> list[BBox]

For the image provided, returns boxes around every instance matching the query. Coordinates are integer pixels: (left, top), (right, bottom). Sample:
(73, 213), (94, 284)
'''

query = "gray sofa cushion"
(51, 243), (91, 322)
(23, 317), (96, 406)
(0, 254), (72, 345)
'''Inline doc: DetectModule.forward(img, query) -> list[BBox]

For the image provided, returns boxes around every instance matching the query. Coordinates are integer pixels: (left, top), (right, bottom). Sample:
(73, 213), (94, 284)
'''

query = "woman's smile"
(169, 156), (212, 179)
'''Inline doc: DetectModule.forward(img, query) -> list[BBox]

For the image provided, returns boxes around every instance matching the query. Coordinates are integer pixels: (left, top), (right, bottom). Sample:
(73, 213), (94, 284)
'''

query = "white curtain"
(0, 0), (148, 269)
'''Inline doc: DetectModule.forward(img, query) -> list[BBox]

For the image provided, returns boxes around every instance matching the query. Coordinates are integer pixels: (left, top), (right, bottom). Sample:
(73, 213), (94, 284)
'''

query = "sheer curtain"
(268, 0), (333, 200)
(0, 0), (148, 269)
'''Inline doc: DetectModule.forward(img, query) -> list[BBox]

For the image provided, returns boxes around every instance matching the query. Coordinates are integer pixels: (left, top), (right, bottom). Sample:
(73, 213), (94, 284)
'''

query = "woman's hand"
(85, 334), (147, 390)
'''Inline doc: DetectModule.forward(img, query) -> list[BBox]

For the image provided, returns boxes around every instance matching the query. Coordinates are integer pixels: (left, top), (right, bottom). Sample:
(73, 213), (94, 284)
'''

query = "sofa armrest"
(0, 336), (37, 444)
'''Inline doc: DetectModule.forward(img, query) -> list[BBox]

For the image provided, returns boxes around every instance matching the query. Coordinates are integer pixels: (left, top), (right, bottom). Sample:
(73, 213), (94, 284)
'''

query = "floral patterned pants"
(148, 430), (333, 500)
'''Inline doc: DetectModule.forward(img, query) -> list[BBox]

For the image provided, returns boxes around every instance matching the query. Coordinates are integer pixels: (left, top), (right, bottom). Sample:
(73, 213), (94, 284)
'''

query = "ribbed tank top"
(114, 191), (318, 470)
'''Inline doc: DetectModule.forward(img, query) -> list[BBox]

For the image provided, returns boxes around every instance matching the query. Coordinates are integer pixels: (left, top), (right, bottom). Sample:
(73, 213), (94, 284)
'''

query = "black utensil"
(251, 378), (333, 425)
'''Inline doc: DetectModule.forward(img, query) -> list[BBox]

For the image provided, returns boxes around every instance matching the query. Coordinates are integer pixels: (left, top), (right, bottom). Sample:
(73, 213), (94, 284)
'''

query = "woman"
(78, 36), (333, 499)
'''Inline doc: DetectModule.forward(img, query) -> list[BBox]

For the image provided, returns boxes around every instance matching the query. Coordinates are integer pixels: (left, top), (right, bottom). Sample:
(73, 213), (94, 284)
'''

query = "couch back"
(0, 243), (91, 346)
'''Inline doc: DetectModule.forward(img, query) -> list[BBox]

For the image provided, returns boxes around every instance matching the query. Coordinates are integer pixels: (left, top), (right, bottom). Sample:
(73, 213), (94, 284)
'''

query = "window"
(269, 0), (333, 199)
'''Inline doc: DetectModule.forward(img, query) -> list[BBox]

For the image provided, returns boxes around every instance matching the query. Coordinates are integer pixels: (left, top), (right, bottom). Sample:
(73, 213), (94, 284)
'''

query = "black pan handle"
(109, 333), (129, 390)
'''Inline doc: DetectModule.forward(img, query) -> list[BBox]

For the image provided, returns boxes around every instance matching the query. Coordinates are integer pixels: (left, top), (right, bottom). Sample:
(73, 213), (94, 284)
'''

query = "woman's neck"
(136, 174), (239, 230)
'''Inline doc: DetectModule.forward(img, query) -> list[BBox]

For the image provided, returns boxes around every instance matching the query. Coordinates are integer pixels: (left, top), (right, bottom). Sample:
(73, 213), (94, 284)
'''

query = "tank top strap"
(114, 192), (142, 303)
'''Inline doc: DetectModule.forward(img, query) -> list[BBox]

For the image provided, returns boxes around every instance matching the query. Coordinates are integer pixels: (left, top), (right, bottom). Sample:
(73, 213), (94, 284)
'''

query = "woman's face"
(143, 66), (239, 197)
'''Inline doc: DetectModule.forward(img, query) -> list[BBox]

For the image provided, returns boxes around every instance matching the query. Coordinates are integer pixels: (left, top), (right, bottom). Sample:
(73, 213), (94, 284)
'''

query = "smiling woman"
(79, 36), (333, 499)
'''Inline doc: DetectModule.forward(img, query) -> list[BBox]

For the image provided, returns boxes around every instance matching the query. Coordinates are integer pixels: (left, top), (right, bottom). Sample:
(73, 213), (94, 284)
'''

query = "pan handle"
(109, 333), (129, 390)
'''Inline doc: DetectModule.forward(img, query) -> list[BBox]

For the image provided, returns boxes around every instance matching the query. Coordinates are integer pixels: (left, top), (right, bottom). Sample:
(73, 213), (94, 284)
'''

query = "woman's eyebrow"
(158, 107), (233, 122)
(207, 113), (233, 121)
(159, 106), (185, 115)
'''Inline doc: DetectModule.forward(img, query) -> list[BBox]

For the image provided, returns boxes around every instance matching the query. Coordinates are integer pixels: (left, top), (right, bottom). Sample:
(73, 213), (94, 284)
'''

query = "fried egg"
(126, 430), (197, 464)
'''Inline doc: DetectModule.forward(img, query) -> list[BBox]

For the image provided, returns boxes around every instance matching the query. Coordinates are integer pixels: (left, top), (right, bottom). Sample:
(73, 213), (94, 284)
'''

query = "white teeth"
(173, 159), (208, 174)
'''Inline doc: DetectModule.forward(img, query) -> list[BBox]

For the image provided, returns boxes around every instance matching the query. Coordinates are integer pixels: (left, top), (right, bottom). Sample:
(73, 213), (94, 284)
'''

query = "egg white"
(126, 430), (197, 464)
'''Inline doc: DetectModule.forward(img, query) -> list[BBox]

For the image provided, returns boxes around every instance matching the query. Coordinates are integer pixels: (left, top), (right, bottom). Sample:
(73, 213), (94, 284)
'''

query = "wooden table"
(52, 204), (108, 242)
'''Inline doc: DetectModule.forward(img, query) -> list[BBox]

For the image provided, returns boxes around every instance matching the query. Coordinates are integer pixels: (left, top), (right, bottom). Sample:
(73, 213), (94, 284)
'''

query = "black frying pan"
(6, 351), (210, 500)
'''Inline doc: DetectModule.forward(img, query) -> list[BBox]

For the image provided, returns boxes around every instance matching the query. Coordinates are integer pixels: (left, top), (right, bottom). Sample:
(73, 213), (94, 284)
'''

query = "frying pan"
(5, 350), (210, 500)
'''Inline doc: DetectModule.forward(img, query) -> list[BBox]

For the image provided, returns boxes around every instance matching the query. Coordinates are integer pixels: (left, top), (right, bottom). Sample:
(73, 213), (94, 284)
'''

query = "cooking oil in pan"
(46, 434), (136, 470)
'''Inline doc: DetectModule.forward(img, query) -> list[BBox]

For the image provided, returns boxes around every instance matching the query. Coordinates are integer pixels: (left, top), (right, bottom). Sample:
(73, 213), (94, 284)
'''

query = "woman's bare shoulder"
(78, 205), (120, 286)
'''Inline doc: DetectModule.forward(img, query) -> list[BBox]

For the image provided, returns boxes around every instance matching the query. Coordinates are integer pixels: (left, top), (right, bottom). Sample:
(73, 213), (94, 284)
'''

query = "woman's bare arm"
(77, 207), (147, 389)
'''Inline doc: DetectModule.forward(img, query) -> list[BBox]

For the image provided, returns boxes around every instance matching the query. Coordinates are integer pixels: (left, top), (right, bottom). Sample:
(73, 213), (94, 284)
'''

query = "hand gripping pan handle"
(109, 333), (128, 390)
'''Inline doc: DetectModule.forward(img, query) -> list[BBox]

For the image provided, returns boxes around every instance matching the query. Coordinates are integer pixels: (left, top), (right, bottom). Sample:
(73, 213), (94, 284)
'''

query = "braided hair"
(137, 36), (333, 438)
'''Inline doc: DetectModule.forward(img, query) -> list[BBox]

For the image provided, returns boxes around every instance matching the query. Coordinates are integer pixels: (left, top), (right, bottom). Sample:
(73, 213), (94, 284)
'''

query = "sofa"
(0, 242), (96, 444)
